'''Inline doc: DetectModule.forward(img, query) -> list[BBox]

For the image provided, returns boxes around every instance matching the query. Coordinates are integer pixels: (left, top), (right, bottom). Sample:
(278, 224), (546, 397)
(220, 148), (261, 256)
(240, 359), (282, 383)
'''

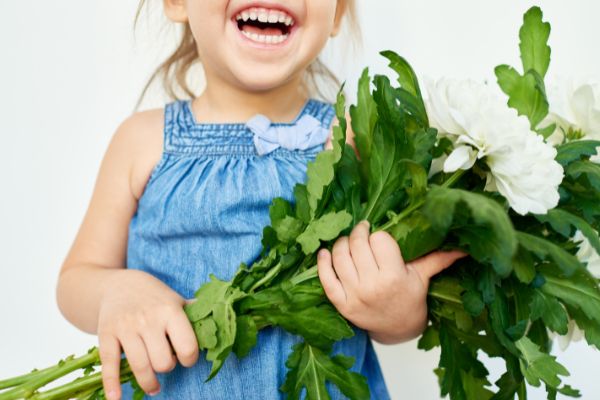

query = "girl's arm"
(55, 110), (199, 399)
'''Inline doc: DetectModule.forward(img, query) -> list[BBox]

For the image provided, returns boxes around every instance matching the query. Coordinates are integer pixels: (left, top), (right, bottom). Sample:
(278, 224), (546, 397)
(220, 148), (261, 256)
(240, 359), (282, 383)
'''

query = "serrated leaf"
(541, 266), (600, 324)
(489, 288), (519, 355)
(422, 187), (517, 277)
(566, 160), (600, 191)
(280, 342), (370, 400)
(535, 208), (600, 255)
(529, 290), (569, 335)
(517, 232), (581, 277)
(306, 90), (347, 218)
(520, 6), (551, 78)
(350, 68), (377, 172)
(296, 210), (353, 254)
(555, 140), (600, 166)
(495, 65), (549, 129)
(565, 306), (600, 350)
(516, 337), (569, 389)
(185, 275), (231, 322)
(205, 302), (238, 380)
(380, 50), (429, 127)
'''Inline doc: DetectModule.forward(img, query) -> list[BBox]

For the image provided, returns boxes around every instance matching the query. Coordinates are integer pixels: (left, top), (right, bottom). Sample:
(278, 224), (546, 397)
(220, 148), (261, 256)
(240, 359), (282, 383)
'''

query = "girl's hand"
(317, 220), (466, 344)
(97, 269), (199, 399)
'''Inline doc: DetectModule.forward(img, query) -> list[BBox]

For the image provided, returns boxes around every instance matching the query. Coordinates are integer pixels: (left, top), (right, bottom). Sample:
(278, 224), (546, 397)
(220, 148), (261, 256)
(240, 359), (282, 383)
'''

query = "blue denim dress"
(122, 98), (391, 399)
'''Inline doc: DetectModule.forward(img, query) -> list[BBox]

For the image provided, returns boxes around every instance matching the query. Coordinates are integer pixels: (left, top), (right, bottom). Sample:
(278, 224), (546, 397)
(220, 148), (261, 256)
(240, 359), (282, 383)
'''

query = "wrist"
(368, 317), (427, 345)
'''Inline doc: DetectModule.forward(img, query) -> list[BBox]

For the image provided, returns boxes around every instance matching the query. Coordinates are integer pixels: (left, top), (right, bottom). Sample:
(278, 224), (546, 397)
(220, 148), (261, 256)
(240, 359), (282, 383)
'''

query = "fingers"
(348, 221), (380, 280)
(408, 250), (467, 282)
(99, 334), (123, 400)
(369, 230), (406, 274)
(331, 236), (359, 289)
(166, 311), (200, 368)
(317, 249), (347, 307)
(121, 334), (160, 396)
(141, 330), (177, 374)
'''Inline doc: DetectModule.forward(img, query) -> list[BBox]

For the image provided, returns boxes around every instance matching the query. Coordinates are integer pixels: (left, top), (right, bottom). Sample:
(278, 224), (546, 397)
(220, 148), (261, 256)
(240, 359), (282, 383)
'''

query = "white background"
(1, 1), (599, 399)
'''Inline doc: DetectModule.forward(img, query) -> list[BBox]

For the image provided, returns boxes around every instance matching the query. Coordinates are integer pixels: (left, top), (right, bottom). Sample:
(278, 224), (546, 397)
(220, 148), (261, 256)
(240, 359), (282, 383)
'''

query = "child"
(56, 0), (464, 398)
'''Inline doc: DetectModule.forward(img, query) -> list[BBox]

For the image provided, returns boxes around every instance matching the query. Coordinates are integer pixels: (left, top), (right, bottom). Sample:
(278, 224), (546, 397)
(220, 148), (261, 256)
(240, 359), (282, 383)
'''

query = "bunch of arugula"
(1, 6), (599, 400)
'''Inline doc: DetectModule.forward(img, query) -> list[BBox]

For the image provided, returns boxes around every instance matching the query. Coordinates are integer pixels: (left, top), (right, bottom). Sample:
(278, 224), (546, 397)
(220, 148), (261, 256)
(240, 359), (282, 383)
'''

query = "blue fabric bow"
(246, 113), (330, 156)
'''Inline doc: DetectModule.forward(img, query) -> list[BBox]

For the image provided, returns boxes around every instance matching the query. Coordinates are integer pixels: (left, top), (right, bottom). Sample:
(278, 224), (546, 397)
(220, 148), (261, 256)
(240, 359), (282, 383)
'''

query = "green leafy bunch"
(1, 6), (600, 400)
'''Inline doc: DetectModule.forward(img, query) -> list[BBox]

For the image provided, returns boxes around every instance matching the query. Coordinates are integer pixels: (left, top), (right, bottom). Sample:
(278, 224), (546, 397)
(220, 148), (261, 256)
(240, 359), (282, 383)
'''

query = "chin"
(230, 65), (303, 93)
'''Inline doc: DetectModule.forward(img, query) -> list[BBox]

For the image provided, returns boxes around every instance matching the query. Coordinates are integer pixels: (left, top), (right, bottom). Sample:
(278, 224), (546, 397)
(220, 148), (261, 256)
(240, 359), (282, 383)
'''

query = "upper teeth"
(236, 8), (294, 26)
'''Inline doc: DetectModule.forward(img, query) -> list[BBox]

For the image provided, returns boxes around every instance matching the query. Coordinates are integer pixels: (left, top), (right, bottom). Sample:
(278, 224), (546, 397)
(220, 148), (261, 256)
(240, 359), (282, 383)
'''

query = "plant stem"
(0, 349), (99, 400)
(289, 266), (319, 286)
(0, 369), (48, 391)
(29, 362), (132, 400)
(249, 262), (283, 293)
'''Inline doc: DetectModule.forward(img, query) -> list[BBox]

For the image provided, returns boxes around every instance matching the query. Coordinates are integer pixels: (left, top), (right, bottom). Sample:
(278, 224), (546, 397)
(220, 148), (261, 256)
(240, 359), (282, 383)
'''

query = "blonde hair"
(134, 0), (359, 109)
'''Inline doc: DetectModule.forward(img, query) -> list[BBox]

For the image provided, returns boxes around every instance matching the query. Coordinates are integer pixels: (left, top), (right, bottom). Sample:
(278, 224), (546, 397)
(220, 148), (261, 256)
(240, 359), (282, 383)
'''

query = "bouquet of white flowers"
(1, 6), (599, 400)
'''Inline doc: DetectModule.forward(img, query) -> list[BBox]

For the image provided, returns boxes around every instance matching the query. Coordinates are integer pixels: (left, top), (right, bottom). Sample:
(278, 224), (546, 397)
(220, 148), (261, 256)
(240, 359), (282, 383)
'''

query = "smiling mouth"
(235, 7), (296, 44)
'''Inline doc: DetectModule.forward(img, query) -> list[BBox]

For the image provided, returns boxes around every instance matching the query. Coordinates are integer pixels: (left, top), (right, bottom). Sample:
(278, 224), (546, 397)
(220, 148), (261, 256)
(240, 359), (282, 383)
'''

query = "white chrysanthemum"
(424, 78), (564, 215)
(542, 77), (600, 162)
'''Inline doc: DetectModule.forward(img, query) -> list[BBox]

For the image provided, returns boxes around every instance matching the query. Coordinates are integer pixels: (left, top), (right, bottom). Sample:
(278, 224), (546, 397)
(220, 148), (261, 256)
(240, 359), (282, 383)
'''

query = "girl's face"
(167, 0), (346, 93)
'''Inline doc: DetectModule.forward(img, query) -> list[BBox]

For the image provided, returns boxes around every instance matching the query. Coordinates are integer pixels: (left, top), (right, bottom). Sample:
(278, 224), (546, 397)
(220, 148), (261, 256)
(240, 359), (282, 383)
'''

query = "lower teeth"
(241, 30), (288, 44)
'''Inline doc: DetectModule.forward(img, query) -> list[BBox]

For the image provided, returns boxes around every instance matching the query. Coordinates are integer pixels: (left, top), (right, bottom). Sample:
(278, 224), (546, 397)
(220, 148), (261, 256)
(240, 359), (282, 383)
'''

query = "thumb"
(408, 250), (467, 282)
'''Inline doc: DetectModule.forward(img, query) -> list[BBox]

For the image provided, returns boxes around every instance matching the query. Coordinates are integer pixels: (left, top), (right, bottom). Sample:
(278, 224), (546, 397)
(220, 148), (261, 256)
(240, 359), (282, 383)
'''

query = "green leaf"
(296, 210), (353, 254)
(438, 323), (490, 400)
(541, 266), (600, 324)
(488, 288), (519, 355)
(306, 90), (347, 218)
(360, 76), (408, 223)
(519, 6), (551, 78)
(535, 208), (600, 255)
(555, 140), (600, 166)
(380, 50), (429, 127)
(566, 306), (600, 350)
(389, 211), (445, 262)
(233, 315), (258, 358)
(417, 325), (440, 350)
(515, 337), (569, 389)
(461, 371), (494, 400)
(517, 231), (582, 277)
(280, 342), (370, 400)
(205, 302), (238, 380)
(462, 290), (485, 317)
(293, 184), (311, 223)
(566, 160), (600, 192)
(422, 187), (517, 277)
(274, 216), (305, 244)
(350, 68), (377, 172)
(529, 290), (569, 335)
(380, 50), (424, 100)
(495, 65), (549, 129)
(260, 304), (354, 349)
(194, 317), (218, 350)
(185, 275), (231, 322)
(513, 247), (537, 284)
